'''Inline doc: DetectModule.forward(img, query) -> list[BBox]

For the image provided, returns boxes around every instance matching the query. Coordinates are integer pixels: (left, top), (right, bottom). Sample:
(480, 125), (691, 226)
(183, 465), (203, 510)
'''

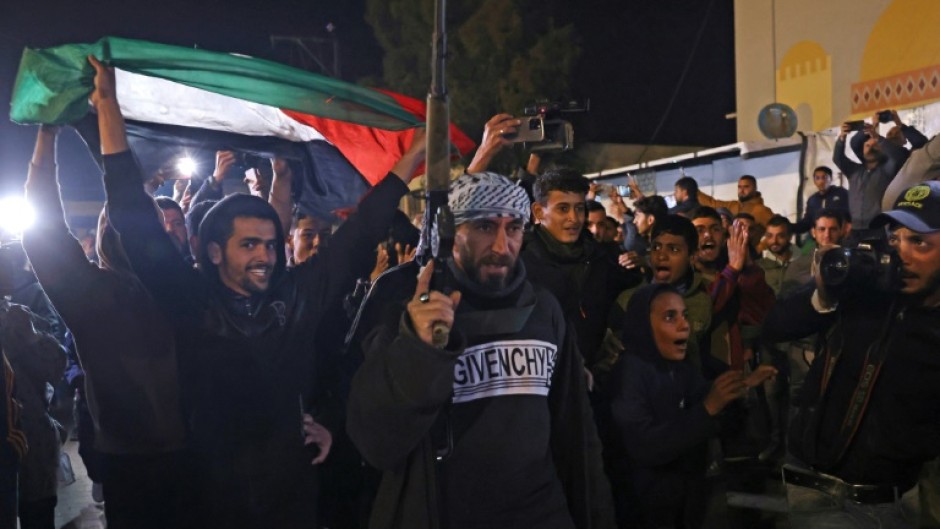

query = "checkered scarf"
(449, 172), (530, 225)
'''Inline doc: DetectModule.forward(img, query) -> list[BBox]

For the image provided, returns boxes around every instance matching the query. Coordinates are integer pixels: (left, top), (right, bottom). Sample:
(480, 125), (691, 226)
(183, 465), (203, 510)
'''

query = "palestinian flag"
(10, 36), (475, 219)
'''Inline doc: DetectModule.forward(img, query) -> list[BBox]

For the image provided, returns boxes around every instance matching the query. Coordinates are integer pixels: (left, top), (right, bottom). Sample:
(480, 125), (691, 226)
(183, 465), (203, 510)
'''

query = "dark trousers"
(0, 465), (15, 529)
(101, 450), (198, 529)
(200, 459), (319, 529)
(17, 496), (56, 529)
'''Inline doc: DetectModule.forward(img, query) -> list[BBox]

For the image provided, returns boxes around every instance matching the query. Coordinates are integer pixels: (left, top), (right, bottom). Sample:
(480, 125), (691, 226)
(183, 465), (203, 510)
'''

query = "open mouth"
(701, 242), (716, 250)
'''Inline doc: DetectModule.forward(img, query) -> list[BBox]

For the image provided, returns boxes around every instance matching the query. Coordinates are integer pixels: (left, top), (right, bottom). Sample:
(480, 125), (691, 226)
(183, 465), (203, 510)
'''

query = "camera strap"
(817, 300), (899, 465)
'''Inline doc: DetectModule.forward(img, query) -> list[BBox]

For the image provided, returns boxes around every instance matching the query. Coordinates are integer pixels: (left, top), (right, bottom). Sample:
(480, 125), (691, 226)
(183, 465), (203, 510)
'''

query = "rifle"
(422, 0), (454, 348)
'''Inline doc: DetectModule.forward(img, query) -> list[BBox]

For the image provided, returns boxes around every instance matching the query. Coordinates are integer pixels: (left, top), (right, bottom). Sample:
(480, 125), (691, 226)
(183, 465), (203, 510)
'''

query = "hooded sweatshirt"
(609, 284), (717, 526)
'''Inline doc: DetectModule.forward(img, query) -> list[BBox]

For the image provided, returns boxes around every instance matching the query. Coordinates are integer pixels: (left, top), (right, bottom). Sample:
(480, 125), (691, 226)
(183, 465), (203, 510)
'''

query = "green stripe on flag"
(10, 36), (422, 130)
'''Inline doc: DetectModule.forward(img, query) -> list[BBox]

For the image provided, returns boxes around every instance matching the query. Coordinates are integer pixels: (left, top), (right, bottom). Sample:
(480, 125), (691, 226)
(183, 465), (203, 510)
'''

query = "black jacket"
(102, 150), (408, 521)
(764, 284), (940, 486)
(24, 159), (187, 455)
(792, 186), (849, 234)
(521, 226), (640, 372)
(347, 260), (615, 529)
(609, 284), (716, 527)
(669, 198), (700, 216)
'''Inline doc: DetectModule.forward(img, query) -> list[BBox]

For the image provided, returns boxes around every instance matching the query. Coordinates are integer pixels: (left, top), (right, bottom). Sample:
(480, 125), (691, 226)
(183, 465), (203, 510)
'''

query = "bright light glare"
(0, 196), (35, 236)
(176, 157), (197, 177)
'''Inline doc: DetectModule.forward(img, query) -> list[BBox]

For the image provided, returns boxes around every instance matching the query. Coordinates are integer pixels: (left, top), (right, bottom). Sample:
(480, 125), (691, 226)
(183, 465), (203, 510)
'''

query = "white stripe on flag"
(114, 69), (326, 142)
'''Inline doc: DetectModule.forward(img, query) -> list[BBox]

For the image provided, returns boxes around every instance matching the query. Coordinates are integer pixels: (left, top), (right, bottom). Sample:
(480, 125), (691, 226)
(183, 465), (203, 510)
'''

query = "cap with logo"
(870, 181), (940, 233)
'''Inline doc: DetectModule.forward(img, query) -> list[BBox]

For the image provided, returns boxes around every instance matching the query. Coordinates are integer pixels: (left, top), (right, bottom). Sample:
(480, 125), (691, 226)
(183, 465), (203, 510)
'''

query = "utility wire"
(632, 0), (718, 167)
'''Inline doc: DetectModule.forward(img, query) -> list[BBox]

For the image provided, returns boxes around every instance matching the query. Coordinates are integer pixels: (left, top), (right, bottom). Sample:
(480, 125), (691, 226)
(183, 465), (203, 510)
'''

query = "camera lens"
(819, 248), (851, 287)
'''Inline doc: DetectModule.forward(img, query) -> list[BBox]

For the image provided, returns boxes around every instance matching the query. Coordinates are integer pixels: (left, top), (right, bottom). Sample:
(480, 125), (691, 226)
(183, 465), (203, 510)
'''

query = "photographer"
(848, 110), (927, 169)
(833, 114), (907, 243)
(764, 182), (940, 528)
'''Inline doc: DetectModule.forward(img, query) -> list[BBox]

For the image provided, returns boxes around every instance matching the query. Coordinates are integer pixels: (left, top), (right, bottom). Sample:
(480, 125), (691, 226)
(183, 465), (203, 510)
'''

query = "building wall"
(735, 0), (940, 141)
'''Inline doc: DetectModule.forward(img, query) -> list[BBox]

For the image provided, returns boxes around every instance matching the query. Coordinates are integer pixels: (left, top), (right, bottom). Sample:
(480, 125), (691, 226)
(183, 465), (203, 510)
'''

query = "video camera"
(521, 99), (589, 153)
(818, 239), (901, 294)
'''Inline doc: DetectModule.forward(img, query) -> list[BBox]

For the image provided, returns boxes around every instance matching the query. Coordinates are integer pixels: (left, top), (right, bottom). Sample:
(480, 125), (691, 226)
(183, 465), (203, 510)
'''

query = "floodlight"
(0, 196), (35, 237)
(176, 157), (197, 178)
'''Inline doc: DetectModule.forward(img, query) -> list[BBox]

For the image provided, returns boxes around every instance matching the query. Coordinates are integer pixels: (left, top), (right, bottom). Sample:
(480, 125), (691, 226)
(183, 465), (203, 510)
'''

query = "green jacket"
(757, 250), (813, 298)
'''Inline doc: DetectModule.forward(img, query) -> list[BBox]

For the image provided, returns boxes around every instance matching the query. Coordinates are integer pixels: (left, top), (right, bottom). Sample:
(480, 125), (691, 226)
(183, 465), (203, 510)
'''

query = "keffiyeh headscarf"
(448, 172), (530, 225)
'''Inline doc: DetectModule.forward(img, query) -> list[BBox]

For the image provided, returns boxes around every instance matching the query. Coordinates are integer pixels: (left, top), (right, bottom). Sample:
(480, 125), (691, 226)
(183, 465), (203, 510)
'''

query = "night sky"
(0, 0), (735, 199)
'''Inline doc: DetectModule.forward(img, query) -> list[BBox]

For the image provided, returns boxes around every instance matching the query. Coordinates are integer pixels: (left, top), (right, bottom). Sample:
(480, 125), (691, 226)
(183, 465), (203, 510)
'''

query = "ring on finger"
(419, 292), (431, 303)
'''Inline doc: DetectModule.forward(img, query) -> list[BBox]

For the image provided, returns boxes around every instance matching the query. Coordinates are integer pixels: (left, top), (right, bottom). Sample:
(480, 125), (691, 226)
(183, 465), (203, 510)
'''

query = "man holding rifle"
(347, 171), (614, 529)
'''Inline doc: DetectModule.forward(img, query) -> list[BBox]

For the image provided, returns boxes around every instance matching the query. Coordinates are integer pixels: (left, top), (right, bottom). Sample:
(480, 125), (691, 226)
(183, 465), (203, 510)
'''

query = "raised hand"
(467, 113), (520, 173)
(87, 55), (117, 111)
(744, 365), (778, 388)
(213, 151), (237, 183)
(704, 370), (747, 416)
(727, 220), (749, 272)
(395, 242), (417, 265)
(370, 244), (390, 282)
(406, 260), (461, 347)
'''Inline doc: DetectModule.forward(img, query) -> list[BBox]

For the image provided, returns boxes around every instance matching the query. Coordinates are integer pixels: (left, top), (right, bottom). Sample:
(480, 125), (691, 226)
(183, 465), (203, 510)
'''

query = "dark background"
(0, 0), (735, 200)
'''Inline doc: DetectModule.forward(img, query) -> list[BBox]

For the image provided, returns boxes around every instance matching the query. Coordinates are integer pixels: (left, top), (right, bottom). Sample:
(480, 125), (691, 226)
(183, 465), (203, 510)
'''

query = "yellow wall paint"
(860, 0), (940, 80)
(777, 41), (832, 131)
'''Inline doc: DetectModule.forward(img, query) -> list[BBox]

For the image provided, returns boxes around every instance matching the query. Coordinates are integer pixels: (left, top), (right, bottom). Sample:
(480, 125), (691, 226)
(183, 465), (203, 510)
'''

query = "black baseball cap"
(870, 181), (940, 233)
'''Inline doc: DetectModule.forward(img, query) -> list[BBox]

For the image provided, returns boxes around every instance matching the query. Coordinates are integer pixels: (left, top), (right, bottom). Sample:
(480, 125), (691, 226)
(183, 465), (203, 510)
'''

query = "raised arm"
(189, 151), (231, 208)
(22, 126), (99, 308)
(832, 125), (862, 176)
(268, 158), (294, 235)
(466, 114), (520, 174)
(88, 56), (205, 324)
(697, 190), (739, 212)
(294, 130), (423, 312)
(878, 134), (909, 176)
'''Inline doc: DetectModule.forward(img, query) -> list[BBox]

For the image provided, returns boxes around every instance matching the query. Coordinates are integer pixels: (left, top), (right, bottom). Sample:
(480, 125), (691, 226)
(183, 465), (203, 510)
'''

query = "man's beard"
(900, 267), (940, 304)
(771, 243), (790, 257)
(457, 251), (515, 290)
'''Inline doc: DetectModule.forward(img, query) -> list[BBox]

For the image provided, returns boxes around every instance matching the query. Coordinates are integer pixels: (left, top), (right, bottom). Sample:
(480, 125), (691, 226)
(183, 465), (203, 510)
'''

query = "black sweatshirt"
(347, 260), (615, 529)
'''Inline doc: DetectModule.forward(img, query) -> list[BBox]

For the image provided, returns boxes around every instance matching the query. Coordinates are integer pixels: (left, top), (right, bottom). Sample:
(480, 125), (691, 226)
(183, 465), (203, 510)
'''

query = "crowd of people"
(1, 55), (940, 529)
